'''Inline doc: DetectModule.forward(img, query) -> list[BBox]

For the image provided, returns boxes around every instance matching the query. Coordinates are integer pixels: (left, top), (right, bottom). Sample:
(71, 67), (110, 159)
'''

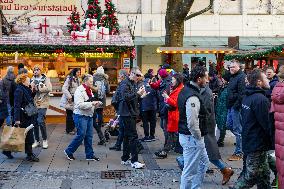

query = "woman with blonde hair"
(12, 74), (39, 162)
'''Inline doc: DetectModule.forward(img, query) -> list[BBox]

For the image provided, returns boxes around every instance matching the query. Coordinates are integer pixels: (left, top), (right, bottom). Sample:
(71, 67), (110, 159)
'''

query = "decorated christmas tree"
(67, 8), (81, 33)
(83, 0), (102, 29)
(100, 0), (119, 34)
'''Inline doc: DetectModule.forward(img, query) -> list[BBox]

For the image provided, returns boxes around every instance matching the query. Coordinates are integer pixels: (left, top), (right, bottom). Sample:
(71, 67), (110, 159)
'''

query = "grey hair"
(7, 66), (14, 73)
(119, 69), (128, 77)
(130, 66), (141, 74)
(82, 74), (93, 83)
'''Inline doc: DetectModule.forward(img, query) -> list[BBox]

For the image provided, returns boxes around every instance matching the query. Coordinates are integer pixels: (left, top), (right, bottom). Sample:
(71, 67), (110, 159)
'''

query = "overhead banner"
(1, 0), (78, 16)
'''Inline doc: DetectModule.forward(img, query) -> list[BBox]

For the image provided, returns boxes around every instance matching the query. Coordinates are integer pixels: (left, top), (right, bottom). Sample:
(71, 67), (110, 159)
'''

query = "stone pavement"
(0, 121), (247, 189)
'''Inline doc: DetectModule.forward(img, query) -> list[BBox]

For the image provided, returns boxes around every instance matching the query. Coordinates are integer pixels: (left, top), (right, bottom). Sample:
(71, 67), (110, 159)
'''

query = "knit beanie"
(96, 66), (104, 74)
(158, 69), (169, 78)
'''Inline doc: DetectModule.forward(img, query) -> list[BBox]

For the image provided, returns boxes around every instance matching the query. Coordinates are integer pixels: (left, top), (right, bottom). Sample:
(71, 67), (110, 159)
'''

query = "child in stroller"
(104, 115), (120, 141)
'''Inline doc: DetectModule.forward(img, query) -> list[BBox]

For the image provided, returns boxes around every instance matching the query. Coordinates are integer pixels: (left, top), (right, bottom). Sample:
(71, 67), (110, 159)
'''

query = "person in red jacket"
(155, 73), (184, 158)
(271, 65), (284, 189)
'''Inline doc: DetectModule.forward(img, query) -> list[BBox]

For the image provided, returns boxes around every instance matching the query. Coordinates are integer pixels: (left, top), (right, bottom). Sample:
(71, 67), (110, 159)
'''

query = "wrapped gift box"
(85, 18), (97, 30)
(41, 17), (50, 35)
(83, 29), (97, 41)
(51, 29), (63, 36)
(33, 23), (42, 34)
(97, 27), (110, 41)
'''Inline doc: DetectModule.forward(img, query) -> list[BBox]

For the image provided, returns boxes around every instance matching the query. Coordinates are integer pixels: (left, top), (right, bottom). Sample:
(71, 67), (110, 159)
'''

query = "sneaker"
(121, 160), (131, 165)
(98, 140), (106, 145)
(149, 136), (156, 141)
(221, 167), (234, 185)
(66, 131), (76, 135)
(154, 150), (168, 158)
(228, 154), (243, 161)
(64, 150), (75, 161)
(32, 141), (40, 148)
(42, 140), (48, 149)
(86, 156), (100, 161)
(109, 145), (121, 151)
(2, 151), (14, 159)
(140, 136), (152, 142)
(131, 162), (145, 169)
(26, 154), (39, 162)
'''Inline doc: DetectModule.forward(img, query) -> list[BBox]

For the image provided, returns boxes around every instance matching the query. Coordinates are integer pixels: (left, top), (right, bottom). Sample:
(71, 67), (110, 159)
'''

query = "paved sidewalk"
(0, 122), (245, 189)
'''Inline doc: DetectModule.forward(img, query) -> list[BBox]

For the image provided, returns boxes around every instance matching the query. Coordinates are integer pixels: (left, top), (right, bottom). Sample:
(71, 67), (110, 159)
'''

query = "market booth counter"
(0, 28), (134, 123)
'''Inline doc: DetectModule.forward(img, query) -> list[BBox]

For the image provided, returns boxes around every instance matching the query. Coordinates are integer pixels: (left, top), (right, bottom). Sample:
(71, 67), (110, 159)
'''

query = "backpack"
(95, 80), (106, 99)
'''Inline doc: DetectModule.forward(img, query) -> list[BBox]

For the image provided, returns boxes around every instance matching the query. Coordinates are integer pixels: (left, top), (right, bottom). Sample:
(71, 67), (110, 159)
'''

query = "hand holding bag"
(0, 125), (26, 152)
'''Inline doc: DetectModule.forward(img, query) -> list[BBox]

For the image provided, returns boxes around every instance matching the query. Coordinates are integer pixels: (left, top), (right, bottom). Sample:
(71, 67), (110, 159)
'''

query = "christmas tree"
(100, 0), (119, 34)
(83, 0), (102, 29)
(67, 7), (81, 33)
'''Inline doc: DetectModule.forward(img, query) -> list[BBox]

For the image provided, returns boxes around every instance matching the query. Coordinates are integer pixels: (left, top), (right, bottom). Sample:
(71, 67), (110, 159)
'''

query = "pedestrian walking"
(117, 67), (146, 169)
(155, 73), (184, 158)
(230, 69), (273, 189)
(178, 65), (209, 189)
(271, 65), (284, 189)
(227, 60), (246, 161)
(31, 65), (52, 149)
(64, 74), (102, 161)
(93, 66), (110, 145)
(60, 68), (81, 135)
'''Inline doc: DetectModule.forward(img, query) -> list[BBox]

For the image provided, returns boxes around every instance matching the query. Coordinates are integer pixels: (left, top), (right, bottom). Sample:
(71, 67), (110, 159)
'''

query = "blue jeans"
(34, 108), (47, 141)
(160, 117), (168, 146)
(65, 114), (94, 159)
(176, 157), (226, 171)
(6, 104), (12, 125)
(115, 117), (125, 147)
(179, 134), (209, 189)
(227, 108), (242, 155)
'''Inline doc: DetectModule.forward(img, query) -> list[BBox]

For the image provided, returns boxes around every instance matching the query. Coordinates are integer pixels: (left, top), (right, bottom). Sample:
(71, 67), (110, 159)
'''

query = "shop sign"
(123, 58), (130, 68)
(1, 0), (77, 16)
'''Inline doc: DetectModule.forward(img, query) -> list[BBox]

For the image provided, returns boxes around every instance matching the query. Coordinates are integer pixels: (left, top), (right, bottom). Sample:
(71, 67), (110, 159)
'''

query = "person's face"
(130, 70), (142, 82)
(266, 69), (275, 80)
(33, 68), (41, 76)
(171, 77), (177, 87)
(24, 77), (30, 87)
(229, 62), (240, 74)
(85, 77), (93, 87)
(258, 73), (270, 89)
(76, 70), (81, 78)
(197, 72), (209, 87)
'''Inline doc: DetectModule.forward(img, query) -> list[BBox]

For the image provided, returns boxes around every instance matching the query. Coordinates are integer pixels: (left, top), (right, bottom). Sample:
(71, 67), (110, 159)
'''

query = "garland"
(0, 44), (133, 54)
(224, 45), (284, 61)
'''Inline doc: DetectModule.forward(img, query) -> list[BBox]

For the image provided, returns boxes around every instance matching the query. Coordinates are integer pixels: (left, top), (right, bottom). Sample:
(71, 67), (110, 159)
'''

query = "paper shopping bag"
(0, 125), (25, 152)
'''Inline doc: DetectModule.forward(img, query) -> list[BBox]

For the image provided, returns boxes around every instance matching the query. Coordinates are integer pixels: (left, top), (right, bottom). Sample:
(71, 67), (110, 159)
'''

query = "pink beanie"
(158, 69), (169, 78)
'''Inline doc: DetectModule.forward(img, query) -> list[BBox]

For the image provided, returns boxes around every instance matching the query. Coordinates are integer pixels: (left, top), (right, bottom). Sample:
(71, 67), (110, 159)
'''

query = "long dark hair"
(172, 73), (183, 90)
(69, 68), (80, 77)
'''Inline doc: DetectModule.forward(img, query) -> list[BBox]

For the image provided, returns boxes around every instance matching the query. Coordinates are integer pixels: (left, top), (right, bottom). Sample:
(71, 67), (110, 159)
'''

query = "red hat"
(158, 69), (169, 78)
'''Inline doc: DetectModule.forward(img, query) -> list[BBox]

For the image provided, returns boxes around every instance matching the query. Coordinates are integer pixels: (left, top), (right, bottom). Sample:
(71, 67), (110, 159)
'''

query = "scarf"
(82, 84), (92, 98)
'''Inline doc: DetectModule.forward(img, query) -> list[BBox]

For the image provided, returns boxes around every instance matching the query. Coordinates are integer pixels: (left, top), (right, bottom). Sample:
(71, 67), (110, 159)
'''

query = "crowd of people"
(0, 60), (284, 189)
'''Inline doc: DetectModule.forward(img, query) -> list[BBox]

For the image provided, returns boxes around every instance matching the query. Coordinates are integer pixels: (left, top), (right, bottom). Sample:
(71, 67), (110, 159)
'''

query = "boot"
(221, 167), (234, 185)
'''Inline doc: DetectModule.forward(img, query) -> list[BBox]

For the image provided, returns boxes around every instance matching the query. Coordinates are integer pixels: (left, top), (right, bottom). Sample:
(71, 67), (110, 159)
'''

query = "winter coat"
(2, 71), (15, 103)
(150, 76), (172, 118)
(201, 86), (221, 160)
(165, 84), (183, 132)
(266, 75), (278, 100)
(215, 86), (228, 131)
(14, 84), (35, 144)
(60, 76), (80, 110)
(116, 77), (139, 117)
(140, 78), (158, 112)
(73, 85), (95, 117)
(271, 81), (284, 189)
(241, 86), (272, 155)
(0, 79), (8, 120)
(209, 75), (222, 94)
(227, 70), (246, 110)
(93, 73), (110, 107)
(31, 74), (52, 109)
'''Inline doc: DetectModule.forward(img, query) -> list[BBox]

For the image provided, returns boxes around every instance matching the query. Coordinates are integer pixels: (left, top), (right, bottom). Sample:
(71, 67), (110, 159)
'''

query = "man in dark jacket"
(230, 69), (272, 189)
(226, 61), (246, 161)
(140, 77), (158, 142)
(265, 67), (278, 99)
(117, 67), (146, 169)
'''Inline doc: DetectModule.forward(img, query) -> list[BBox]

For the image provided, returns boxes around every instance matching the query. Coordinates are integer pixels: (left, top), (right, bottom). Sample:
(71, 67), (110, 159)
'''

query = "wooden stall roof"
(156, 47), (237, 54)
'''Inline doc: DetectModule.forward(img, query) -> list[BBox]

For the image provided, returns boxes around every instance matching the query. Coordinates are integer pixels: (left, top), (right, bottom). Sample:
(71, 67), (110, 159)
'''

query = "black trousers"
(93, 112), (105, 141)
(66, 109), (75, 133)
(141, 110), (156, 137)
(120, 116), (138, 163)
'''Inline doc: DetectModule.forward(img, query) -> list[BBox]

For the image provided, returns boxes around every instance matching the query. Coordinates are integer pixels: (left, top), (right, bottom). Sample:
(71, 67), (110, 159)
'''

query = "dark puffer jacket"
(157, 76), (172, 118)
(266, 75), (278, 99)
(2, 71), (16, 103)
(0, 79), (8, 120)
(140, 78), (158, 112)
(241, 86), (272, 155)
(227, 70), (246, 110)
